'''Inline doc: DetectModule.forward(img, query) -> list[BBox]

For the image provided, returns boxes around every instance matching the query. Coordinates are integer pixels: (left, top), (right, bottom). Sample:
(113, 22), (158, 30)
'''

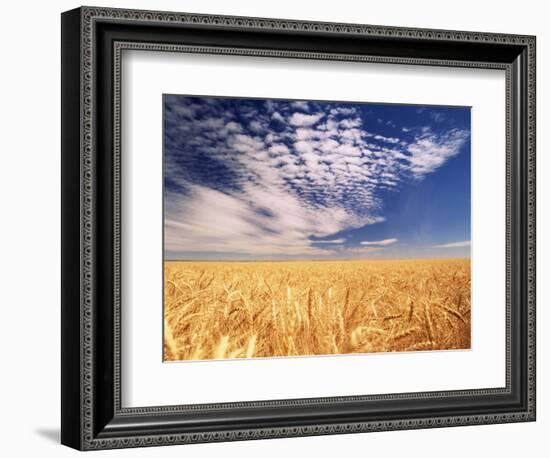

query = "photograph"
(162, 95), (472, 361)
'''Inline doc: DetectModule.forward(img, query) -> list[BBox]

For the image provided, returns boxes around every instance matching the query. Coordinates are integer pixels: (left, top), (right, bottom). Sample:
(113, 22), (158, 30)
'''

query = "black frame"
(61, 6), (536, 450)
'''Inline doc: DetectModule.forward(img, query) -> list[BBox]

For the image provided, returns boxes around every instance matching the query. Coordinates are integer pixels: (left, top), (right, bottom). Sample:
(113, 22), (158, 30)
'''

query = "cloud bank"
(433, 240), (471, 249)
(360, 238), (399, 246)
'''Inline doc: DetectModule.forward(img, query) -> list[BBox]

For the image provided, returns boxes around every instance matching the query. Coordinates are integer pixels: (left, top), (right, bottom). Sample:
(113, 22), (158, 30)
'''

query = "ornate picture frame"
(61, 6), (536, 450)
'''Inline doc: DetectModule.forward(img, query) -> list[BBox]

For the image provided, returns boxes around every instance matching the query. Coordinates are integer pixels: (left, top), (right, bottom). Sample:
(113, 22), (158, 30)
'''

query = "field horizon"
(163, 258), (471, 362)
(164, 257), (471, 263)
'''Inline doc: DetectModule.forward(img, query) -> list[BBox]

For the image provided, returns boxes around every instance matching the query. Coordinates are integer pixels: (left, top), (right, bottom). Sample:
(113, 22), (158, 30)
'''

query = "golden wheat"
(163, 258), (470, 361)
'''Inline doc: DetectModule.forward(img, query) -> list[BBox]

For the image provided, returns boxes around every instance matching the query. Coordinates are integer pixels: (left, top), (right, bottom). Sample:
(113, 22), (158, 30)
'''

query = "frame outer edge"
(80, 5), (96, 451)
(61, 7), (85, 451)
(70, 6), (536, 450)
(526, 36), (536, 421)
(80, 5), (535, 43)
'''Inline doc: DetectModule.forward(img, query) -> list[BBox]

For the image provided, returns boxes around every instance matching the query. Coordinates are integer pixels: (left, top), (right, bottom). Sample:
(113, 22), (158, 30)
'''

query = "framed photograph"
(61, 6), (536, 450)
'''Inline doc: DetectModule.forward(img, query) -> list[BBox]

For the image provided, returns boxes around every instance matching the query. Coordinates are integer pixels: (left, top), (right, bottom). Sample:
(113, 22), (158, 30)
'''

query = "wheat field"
(163, 258), (470, 361)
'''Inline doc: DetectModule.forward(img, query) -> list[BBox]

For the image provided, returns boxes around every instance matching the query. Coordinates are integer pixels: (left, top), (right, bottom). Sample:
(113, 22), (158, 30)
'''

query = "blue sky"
(164, 95), (470, 260)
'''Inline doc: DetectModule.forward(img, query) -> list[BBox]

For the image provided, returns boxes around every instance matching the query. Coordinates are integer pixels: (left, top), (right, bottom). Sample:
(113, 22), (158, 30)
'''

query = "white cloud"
(295, 128), (317, 141)
(225, 121), (242, 133)
(433, 240), (471, 248)
(330, 107), (355, 116)
(360, 238), (399, 246)
(171, 103), (200, 119)
(290, 101), (309, 111)
(407, 128), (469, 177)
(313, 238), (346, 244)
(373, 134), (400, 144)
(271, 111), (285, 123)
(335, 143), (361, 157)
(339, 118), (361, 129)
(268, 143), (290, 155)
(288, 112), (324, 127)
(165, 184), (367, 256)
(227, 134), (264, 154)
(294, 141), (315, 155)
(249, 120), (265, 133)
(317, 138), (340, 154)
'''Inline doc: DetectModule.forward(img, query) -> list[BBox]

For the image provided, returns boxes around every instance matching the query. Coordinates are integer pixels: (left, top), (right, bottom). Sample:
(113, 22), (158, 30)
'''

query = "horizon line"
(165, 256), (471, 263)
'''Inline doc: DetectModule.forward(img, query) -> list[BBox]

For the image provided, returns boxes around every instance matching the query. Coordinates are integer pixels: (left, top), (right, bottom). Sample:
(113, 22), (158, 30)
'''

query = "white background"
(123, 52), (506, 406)
(0, 0), (546, 457)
